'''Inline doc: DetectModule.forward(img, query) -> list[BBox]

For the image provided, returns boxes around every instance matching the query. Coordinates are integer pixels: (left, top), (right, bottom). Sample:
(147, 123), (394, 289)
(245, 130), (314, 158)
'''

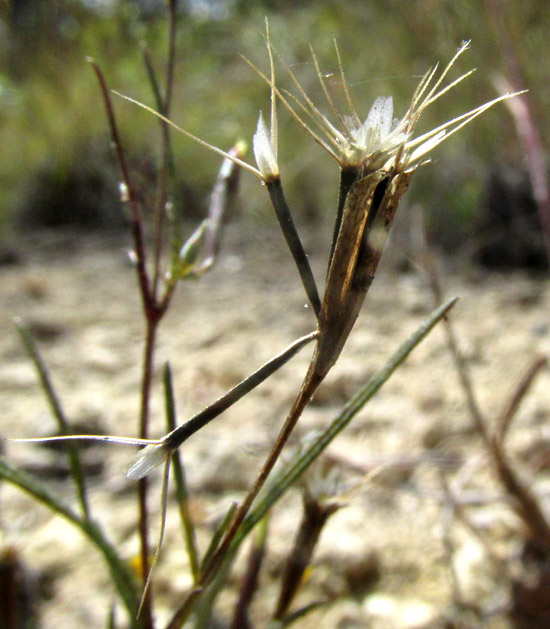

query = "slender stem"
(163, 331), (318, 451)
(231, 518), (269, 629)
(88, 60), (153, 315)
(151, 2), (179, 298)
(200, 503), (239, 576)
(266, 178), (321, 317)
(137, 316), (160, 628)
(496, 356), (547, 443)
(202, 365), (324, 583)
(164, 1), (178, 122)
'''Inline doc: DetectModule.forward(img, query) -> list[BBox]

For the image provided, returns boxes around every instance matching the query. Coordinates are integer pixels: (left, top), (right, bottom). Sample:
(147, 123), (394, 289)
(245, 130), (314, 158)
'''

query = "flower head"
(340, 96), (410, 170)
(251, 39), (523, 176)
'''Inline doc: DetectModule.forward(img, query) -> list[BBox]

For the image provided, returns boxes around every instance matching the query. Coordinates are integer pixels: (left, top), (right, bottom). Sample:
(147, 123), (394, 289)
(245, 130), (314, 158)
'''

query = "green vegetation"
(1, 1), (547, 241)
(2, 2), (549, 626)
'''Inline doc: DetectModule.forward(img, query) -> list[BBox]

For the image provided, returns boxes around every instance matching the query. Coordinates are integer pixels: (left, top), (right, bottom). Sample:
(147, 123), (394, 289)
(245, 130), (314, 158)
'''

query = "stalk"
(202, 365), (325, 583)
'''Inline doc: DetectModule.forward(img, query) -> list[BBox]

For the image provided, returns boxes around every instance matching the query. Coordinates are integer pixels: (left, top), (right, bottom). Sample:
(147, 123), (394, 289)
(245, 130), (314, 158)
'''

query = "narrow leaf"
(164, 363), (200, 582)
(14, 319), (90, 519)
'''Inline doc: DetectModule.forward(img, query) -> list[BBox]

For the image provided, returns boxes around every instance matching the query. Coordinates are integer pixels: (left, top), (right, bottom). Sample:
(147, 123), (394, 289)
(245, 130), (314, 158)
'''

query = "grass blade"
(0, 457), (141, 623)
(14, 319), (90, 519)
(163, 363), (200, 582)
(200, 502), (239, 577)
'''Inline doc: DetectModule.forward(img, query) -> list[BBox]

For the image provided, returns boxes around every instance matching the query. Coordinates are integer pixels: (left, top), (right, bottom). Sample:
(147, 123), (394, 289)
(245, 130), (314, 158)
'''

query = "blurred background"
(0, 0), (548, 270)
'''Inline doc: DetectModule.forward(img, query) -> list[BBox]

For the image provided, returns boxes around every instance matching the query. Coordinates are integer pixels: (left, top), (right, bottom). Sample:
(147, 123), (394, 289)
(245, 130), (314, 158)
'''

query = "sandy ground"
(1, 224), (550, 628)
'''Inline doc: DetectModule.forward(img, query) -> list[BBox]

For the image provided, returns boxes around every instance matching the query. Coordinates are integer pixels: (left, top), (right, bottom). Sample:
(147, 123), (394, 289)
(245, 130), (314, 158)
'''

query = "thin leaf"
(164, 363), (200, 582)
(200, 502), (238, 576)
(14, 319), (89, 519)
(0, 457), (141, 622)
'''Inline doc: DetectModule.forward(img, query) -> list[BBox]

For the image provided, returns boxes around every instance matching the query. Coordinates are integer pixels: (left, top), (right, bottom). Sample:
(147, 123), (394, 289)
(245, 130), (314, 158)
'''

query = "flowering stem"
(266, 178), (321, 317)
(88, 59), (153, 316)
(137, 315), (160, 627)
(163, 331), (318, 451)
(201, 365), (325, 584)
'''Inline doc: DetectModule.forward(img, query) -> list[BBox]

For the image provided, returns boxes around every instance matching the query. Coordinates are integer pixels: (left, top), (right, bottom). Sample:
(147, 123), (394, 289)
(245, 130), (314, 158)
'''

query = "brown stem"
(202, 365), (325, 583)
(274, 494), (339, 620)
(230, 522), (268, 629)
(490, 436), (550, 553)
(89, 60), (153, 315)
(496, 356), (547, 443)
(151, 1), (178, 299)
(137, 316), (161, 627)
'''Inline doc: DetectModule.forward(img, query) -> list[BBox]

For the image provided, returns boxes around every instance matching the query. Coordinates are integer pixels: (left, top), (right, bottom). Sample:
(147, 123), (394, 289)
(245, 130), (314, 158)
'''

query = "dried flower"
(252, 40), (523, 177)
(127, 443), (171, 481)
(339, 96), (409, 170)
(253, 111), (279, 180)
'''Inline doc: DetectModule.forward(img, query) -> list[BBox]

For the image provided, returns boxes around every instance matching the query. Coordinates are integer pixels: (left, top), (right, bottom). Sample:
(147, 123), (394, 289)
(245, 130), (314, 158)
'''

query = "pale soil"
(1, 225), (550, 629)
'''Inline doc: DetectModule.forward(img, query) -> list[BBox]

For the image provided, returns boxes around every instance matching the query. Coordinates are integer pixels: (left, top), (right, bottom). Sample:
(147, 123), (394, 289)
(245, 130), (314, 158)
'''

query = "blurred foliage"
(0, 0), (548, 251)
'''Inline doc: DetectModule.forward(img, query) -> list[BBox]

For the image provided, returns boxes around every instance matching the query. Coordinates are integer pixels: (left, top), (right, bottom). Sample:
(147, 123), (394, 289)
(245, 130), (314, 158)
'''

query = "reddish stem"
(202, 366), (324, 583)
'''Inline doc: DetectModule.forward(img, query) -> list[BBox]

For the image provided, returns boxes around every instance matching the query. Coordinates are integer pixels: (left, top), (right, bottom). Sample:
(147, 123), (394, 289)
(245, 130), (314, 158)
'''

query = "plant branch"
(88, 59), (154, 317)
(200, 296), (458, 606)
